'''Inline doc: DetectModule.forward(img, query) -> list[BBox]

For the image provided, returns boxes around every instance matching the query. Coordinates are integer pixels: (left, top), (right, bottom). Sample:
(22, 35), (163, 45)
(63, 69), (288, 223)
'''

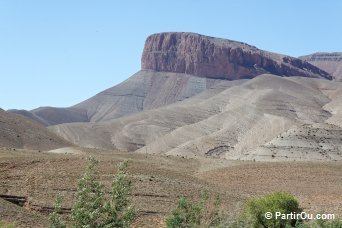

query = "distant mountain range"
(4, 32), (342, 161)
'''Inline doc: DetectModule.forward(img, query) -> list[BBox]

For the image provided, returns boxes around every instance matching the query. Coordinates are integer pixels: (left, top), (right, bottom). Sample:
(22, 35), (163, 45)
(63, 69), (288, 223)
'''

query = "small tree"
(243, 192), (302, 228)
(49, 193), (66, 228)
(103, 160), (136, 227)
(50, 158), (135, 228)
(71, 157), (106, 227)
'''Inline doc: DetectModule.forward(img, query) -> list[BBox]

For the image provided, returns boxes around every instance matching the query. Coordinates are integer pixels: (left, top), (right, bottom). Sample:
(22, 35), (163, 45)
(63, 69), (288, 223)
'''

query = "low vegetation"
(167, 192), (341, 228)
(50, 157), (135, 228)
(242, 192), (302, 227)
(166, 192), (223, 228)
(49, 193), (66, 228)
(231, 192), (341, 228)
(49, 158), (340, 228)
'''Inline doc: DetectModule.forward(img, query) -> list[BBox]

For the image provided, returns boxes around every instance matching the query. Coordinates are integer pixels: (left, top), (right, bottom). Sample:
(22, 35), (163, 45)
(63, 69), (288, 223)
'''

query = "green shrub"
(166, 192), (223, 228)
(49, 193), (66, 228)
(243, 192), (302, 228)
(50, 157), (135, 228)
(103, 160), (136, 227)
(71, 157), (106, 227)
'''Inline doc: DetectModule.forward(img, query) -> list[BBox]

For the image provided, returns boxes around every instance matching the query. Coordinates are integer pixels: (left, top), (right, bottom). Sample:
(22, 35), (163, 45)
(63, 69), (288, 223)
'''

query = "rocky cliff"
(299, 52), (342, 81)
(142, 32), (332, 80)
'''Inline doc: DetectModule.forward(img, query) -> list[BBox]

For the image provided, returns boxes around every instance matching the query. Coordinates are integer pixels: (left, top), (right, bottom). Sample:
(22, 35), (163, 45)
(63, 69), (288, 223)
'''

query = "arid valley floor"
(0, 147), (341, 227)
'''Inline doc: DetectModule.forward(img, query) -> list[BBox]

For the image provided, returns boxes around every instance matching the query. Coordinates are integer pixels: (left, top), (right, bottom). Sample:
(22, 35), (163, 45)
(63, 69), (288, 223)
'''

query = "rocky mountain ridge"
(142, 32), (331, 80)
(299, 52), (342, 81)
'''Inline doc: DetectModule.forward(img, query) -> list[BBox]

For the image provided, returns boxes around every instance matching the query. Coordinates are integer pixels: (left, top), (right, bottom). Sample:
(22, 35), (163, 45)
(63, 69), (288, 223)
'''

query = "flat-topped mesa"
(300, 52), (342, 62)
(142, 32), (332, 80)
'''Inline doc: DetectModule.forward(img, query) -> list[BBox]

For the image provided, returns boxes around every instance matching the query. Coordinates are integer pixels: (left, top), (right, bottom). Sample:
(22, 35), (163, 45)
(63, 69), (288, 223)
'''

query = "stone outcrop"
(142, 32), (332, 80)
(299, 52), (342, 81)
(301, 52), (342, 61)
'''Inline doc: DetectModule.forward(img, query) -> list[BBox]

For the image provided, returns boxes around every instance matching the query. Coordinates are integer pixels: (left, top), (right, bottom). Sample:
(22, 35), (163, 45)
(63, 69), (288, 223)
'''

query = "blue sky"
(0, 0), (341, 110)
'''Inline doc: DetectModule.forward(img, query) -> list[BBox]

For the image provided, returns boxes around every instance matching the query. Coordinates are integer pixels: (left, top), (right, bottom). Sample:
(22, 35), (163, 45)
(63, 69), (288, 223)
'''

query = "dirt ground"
(0, 147), (341, 227)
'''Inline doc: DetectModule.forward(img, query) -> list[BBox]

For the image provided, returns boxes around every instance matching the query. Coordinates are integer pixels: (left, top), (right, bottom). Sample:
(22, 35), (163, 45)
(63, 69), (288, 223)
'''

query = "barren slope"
(49, 79), (246, 150)
(0, 110), (71, 150)
(10, 71), (234, 126)
(72, 70), (236, 122)
(50, 74), (342, 161)
(300, 52), (342, 81)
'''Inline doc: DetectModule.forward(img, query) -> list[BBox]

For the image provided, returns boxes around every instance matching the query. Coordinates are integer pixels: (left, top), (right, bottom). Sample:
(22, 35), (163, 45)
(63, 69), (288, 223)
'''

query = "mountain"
(0, 110), (71, 150)
(71, 71), (235, 122)
(142, 32), (331, 80)
(10, 32), (331, 126)
(10, 71), (234, 125)
(299, 52), (342, 81)
(8, 107), (88, 126)
(50, 74), (342, 161)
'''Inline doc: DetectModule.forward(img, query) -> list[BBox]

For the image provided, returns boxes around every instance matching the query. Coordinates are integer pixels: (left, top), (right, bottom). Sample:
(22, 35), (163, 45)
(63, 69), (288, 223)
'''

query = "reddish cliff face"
(142, 32), (332, 80)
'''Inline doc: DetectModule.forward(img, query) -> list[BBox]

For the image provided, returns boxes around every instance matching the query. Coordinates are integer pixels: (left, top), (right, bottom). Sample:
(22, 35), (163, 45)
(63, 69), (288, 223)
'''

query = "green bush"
(49, 193), (66, 228)
(50, 157), (135, 228)
(71, 157), (106, 227)
(243, 192), (302, 228)
(103, 160), (136, 227)
(166, 192), (223, 228)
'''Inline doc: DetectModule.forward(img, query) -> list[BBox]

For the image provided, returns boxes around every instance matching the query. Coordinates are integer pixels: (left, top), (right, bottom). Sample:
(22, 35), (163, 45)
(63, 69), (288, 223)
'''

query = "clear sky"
(1, 0), (341, 110)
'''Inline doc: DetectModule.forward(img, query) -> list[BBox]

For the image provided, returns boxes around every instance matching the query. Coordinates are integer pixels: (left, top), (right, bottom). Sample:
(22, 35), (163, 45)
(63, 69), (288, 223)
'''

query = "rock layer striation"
(142, 32), (331, 80)
(299, 52), (342, 81)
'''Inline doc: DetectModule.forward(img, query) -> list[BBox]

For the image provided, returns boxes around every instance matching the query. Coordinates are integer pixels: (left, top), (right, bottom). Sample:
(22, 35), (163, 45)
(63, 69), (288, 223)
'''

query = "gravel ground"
(0, 148), (341, 227)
